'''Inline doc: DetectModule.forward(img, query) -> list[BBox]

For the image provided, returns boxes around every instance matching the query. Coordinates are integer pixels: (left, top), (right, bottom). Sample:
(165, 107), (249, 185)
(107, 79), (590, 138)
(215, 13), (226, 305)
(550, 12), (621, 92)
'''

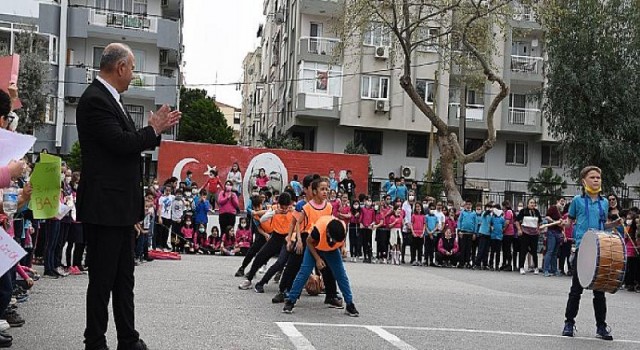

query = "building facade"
(243, 0), (632, 201)
(1, 0), (183, 178)
(214, 100), (241, 142)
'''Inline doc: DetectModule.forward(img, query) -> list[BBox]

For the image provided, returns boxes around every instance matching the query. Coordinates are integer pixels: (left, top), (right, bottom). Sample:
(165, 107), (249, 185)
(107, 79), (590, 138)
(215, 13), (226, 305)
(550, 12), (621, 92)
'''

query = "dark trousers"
(360, 228), (373, 261)
(56, 221), (71, 267)
(558, 240), (573, 273)
(219, 213), (236, 235)
(258, 244), (289, 285)
(435, 252), (459, 265)
(401, 231), (411, 263)
(348, 224), (359, 258)
(459, 233), (474, 266)
(474, 235), (490, 267)
(410, 235), (424, 263)
(44, 220), (61, 273)
(519, 234), (539, 269)
(512, 236), (521, 269)
(0, 271), (12, 319)
(489, 239), (502, 269)
(246, 234), (286, 281)
(83, 223), (139, 350)
(157, 219), (172, 249)
(502, 235), (514, 268)
(34, 220), (47, 259)
(376, 229), (389, 259)
(565, 250), (607, 327)
(625, 256), (639, 286)
(240, 233), (267, 270)
(424, 235), (435, 264)
(65, 223), (85, 267)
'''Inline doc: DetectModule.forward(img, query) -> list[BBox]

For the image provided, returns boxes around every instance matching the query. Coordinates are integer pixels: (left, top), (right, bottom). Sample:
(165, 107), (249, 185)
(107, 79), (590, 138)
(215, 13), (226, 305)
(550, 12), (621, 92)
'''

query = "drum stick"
(539, 220), (563, 230)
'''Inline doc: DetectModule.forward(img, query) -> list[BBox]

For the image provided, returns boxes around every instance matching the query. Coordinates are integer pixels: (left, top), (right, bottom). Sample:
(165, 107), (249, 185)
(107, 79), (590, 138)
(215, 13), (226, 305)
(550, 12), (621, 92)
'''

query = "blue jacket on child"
(478, 211), (492, 236)
(491, 215), (505, 240)
(457, 210), (477, 233)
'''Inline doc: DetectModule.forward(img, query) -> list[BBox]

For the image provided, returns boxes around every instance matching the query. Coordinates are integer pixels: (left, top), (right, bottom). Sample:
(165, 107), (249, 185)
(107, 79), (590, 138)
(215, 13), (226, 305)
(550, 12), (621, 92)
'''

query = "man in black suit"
(76, 43), (181, 350)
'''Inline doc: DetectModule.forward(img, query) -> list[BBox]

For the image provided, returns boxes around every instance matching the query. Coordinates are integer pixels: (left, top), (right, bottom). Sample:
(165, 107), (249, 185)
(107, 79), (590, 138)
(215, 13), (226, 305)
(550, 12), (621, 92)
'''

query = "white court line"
(365, 326), (418, 350)
(275, 322), (317, 350)
(286, 322), (640, 345)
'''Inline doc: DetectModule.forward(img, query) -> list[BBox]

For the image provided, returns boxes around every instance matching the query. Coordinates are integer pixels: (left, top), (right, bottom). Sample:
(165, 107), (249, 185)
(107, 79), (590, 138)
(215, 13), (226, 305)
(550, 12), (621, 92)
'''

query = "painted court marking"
(275, 322), (640, 349)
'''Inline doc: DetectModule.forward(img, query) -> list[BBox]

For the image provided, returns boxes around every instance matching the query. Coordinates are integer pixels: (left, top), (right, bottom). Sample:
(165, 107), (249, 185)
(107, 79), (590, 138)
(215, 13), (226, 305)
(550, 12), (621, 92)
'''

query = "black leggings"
(502, 235), (514, 268)
(219, 213), (236, 235)
(258, 244), (289, 285)
(65, 223), (85, 267)
(424, 235), (435, 264)
(240, 233), (267, 270)
(459, 233), (473, 266)
(558, 240), (573, 273)
(360, 228), (373, 261)
(519, 234), (539, 269)
(411, 235), (424, 263)
(246, 234), (286, 281)
(279, 233), (308, 293)
(625, 256), (638, 286)
(489, 239), (501, 269)
(348, 224), (359, 258)
(376, 229), (389, 259)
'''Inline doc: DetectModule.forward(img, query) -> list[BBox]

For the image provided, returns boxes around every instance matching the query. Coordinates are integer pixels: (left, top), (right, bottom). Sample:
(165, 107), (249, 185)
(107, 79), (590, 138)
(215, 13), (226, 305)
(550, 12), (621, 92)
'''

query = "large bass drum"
(577, 230), (627, 294)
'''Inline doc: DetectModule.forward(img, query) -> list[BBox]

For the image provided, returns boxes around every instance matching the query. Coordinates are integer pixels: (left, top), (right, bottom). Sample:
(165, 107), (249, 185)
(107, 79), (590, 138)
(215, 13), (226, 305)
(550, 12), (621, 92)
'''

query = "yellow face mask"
(583, 180), (601, 195)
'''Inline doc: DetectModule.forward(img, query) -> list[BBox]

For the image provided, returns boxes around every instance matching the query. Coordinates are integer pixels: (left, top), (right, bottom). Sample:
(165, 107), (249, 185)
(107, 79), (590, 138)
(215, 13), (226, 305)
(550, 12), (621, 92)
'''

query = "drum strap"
(583, 195), (605, 230)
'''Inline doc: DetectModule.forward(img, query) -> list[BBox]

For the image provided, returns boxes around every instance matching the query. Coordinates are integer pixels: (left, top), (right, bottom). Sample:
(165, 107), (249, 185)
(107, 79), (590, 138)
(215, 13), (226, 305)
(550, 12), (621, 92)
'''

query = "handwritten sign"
(29, 154), (61, 219)
(0, 228), (27, 276)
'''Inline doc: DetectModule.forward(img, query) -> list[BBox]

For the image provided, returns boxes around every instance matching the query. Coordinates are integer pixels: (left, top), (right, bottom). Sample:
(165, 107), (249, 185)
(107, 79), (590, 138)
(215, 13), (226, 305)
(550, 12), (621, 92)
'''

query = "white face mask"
(374, 205), (379, 211)
(353, 204), (360, 209)
(626, 219), (632, 226)
(153, 185), (159, 190)
(517, 206), (524, 211)
(408, 196), (415, 201)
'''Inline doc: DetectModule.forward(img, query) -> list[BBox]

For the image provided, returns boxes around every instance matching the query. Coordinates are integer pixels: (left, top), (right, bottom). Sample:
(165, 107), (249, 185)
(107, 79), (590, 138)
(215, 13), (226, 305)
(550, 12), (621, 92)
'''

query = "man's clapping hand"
(148, 104), (181, 135)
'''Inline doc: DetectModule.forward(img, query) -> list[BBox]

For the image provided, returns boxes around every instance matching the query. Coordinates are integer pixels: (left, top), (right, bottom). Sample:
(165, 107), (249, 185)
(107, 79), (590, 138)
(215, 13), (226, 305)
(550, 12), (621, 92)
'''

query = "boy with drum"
(562, 166), (623, 340)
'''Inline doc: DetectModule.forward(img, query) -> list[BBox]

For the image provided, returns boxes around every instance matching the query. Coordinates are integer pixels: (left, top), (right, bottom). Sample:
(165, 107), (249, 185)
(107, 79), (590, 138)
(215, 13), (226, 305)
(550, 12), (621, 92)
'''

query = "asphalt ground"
(11, 254), (640, 349)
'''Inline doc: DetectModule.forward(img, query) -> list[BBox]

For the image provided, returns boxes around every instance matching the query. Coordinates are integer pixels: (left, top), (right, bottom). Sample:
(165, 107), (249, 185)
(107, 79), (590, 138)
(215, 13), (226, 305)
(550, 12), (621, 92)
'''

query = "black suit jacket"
(76, 79), (160, 226)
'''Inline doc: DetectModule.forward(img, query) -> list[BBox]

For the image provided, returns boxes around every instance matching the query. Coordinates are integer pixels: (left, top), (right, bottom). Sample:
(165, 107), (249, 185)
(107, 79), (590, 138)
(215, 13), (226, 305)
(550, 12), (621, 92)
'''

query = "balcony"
(508, 107), (540, 126)
(89, 9), (158, 32)
(300, 0), (343, 16)
(299, 37), (341, 64)
(512, 5), (535, 22)
(510, 55), (544, 83)
(448, 102), (485, 122)
(293, 93), (340, 120)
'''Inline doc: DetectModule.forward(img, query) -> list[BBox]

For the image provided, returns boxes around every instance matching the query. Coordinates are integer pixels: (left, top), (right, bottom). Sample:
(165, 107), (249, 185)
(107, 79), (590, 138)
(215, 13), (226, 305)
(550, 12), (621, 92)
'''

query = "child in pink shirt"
(411, 202), (426, 265)
(235, 217), (252, 255)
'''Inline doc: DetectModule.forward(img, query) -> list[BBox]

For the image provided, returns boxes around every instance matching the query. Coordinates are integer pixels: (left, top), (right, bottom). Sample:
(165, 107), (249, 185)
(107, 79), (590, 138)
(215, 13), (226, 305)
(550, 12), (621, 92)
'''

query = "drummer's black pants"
(564, 249), (607, 327)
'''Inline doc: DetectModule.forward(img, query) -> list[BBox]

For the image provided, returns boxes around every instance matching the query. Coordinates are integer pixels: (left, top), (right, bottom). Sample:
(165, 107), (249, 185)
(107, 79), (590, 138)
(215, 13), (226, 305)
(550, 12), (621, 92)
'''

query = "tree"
(340, 0), (513, 205)
(66, 141), (82, 171)
(259, 132), (303, 150)
(177, 87), (236, 145)
(420, 161), (446, 200)
(542, 0), (640, 191)
(527, 168), (567, 208)
(0, 29), (51, 134)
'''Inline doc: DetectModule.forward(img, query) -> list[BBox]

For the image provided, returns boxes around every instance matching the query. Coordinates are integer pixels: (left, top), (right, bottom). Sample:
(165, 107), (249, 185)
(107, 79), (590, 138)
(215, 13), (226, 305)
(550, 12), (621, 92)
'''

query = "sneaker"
(562, 322), (575, 337)
(238, 279), (252, 290)
(0, 320), (9, 332)
(43, 272), (59, 279)
(282, 300), (295, 314)
(324, 297), (344, 309)
(234, 267), (245, 277)
(274, 271), (282, 283)
(544, 271), (550, 277)
(534, 268), (540, 275)
(70, 266), (83, 275)
(596, 325), (613, 340)
(258, 265), (267, 274)
(345, 303), (360, 317)
(254, 283), (265, 294)
(55, 267), (69, 277)
(272, 292), (286, 304)
(520, 268), (526, 275)
(3, 310), (25, 327)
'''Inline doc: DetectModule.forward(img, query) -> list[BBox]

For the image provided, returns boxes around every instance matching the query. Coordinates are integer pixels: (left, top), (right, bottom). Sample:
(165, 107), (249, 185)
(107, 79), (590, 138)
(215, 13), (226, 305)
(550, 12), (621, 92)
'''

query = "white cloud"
(183, 0), (263, 108)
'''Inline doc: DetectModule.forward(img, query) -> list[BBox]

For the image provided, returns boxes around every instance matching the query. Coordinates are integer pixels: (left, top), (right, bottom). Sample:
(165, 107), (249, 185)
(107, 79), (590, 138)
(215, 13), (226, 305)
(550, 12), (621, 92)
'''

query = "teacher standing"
(76, 43), (181, 350)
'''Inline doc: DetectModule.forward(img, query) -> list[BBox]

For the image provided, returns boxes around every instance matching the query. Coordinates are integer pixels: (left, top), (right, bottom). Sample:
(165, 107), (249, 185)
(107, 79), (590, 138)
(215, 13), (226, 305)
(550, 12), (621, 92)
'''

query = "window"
(49, 35), (58, 64)
(133, 0), (148, 15)
(406, 133), (428, 158)
(44, 96), (56, 124)
(417, 27), (439, 52)
(124, 104), (144, 129)
(415, 79), (435, 104)
(363, 22), (391, 47)
(541, 144), (562, 167)
(354, 129), (383, 155)
(465, 138), (485, 163)
(132, 49), (145, 72)
(299, 62), (342, 96)
(93, 46), (105, 68)
(506, 141), (528, 165)
(361, 75), (389, 99)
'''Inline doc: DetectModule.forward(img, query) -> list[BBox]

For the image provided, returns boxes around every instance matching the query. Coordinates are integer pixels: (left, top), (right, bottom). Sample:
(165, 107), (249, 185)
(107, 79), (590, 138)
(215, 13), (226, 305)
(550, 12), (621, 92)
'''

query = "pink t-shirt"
(336, 205), (351, 226)
(360, 207), (376, 227)
(386, 213), (403, 229)
(256, 176), (269, 188)
(503, 209), (515, 236)
(181, 226), (194, 239)
(236, 228), (252, 248)
(411, 214), (426, 237)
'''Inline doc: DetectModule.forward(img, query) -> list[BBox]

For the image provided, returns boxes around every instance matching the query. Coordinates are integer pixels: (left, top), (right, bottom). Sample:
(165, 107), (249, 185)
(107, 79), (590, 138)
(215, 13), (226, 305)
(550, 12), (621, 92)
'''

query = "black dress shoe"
(132, 339), (148, 350)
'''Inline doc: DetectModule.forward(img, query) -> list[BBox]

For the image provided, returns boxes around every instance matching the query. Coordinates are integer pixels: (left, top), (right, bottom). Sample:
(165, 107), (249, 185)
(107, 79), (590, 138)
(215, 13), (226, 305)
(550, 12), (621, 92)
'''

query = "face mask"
(153, 185), (159, 190)
(476, 210), (482, 214)
(374, 205), (379, 211)
(65, 176), (72, 183)
(185, 192), (192, 197)
(517, 206), (524, 211)
(409, 196), (415, 201)
(186, 222), (192, 226)
(199, 228), (205, 233)
(626, 220), (632, 226)
(226, 185), (233, 191)
(353, 204), (360, 209)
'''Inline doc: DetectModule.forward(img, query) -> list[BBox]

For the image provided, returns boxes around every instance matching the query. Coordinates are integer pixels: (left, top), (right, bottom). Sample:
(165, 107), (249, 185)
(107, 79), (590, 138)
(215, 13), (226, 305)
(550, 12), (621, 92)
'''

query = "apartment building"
(243, 0), (585, 199)
(214, 100), (241, 142)
(1, 0), (183, 177)
(240, 47), (263, 147)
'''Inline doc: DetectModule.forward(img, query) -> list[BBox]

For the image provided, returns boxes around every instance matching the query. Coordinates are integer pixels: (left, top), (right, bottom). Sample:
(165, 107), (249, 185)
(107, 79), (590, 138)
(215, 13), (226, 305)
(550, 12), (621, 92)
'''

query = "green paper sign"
(29, 154), (61, 219)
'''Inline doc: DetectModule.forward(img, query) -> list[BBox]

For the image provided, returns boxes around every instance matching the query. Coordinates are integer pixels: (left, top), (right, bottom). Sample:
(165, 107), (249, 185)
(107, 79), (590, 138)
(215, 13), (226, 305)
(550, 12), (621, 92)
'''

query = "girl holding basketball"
(562, 166), (622, 341)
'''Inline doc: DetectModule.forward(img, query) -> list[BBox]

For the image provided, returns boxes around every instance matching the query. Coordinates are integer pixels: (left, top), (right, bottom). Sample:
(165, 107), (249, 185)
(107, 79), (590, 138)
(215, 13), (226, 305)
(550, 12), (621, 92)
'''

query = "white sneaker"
(258, 265), (267, 274)
(0, 320), (9, 331)
(520, 268), (526, 275)
(56, 267), (69, 277)
(238, 279), (252, 290)
(534, 268), (540, 275)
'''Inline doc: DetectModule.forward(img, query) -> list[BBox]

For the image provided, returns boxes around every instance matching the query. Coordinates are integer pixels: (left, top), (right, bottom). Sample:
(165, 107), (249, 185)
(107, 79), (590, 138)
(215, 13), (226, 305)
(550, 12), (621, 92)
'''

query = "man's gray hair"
(99, 43), (132, 72)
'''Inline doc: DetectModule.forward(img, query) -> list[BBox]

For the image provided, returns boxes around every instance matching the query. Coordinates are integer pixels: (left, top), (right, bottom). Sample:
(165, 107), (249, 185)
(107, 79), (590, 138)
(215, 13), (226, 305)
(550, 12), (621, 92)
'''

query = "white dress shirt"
(95, 75), (127, 114)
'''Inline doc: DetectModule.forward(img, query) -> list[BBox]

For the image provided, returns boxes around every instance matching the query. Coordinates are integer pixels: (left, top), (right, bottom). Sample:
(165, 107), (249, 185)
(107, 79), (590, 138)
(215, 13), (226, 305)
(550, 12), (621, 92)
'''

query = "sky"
(182, 1), (264, 108)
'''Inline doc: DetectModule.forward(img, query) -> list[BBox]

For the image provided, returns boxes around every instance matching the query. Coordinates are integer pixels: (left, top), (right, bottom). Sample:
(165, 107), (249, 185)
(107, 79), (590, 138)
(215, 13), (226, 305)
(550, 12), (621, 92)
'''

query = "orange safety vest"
(270, 210), (294, 235)
(302, 201), (333, 233)
(314, 215), (345, 252)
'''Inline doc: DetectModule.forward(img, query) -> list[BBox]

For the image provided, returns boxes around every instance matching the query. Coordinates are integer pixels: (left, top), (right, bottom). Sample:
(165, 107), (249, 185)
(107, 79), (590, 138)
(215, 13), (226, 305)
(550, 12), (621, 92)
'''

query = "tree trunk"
(437, 134), (463, 207)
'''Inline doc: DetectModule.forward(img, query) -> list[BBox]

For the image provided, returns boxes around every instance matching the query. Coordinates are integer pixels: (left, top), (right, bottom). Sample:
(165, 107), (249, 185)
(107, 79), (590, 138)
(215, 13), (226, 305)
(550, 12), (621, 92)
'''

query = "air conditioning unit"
(374, 46), (389, 59)
(86, 70), (94, 83)
(65, 96), (78, 105)
(401, 165), (417, 180)
(375, 99), (390, 113)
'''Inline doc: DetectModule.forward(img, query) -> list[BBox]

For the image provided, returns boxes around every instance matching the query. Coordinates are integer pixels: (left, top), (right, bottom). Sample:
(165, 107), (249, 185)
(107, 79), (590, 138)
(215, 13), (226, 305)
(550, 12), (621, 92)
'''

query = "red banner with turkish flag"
(157, 140), (369, 202)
